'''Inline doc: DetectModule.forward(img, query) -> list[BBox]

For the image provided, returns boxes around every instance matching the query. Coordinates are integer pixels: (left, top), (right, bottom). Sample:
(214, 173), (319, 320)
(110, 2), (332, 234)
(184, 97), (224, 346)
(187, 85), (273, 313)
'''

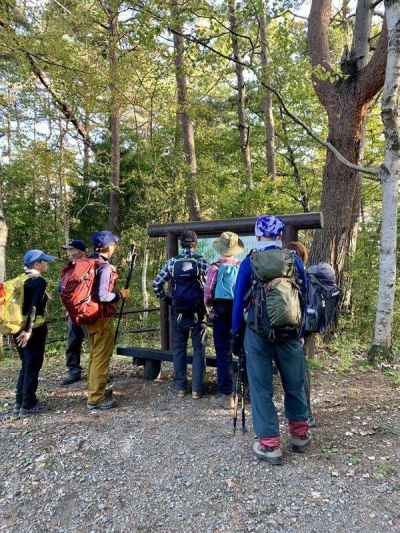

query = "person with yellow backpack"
(0, 249), (56, 417)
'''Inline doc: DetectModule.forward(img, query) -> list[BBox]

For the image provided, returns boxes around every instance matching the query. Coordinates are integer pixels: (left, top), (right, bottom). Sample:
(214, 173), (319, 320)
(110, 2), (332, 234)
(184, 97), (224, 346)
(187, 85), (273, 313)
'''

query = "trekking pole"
(233, 346), (247, 435)
(114, 243), (138, 344)
(239, 349), (247, 433)
(233, 358), (240, 434)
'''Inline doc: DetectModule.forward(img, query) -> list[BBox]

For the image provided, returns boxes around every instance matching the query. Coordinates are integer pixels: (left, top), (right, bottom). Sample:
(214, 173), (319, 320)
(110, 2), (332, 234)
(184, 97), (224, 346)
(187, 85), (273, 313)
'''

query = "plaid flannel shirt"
(152, 249), (209, 299)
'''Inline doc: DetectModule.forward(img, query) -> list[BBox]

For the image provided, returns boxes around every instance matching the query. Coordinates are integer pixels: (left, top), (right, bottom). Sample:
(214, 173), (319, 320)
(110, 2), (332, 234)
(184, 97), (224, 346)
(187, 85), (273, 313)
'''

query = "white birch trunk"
(370, 1), (400, 360)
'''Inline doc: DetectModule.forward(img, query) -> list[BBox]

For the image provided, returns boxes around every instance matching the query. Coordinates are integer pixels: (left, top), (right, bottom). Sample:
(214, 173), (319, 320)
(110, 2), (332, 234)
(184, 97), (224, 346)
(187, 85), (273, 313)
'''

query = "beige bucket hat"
(213, 231), (245, 257)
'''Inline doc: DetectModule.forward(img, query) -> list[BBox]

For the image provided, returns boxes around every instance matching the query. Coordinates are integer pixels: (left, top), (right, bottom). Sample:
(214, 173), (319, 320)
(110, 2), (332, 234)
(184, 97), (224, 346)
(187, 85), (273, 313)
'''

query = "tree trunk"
(141, 244), (149, 326)
(369, 0), (400, 362)
(0, 208), (7, 283)
(108, 1), (120, 233)
(350, 0), (373, 70)
(310, 98), (367, 283)
(172, 0), (202, 221)
(228, 0), (253, 188)
(258, 2), (276, 180)
(308, 0), (387, 282)
(83, 111), (90, 182)
(58, 119), (70, 245)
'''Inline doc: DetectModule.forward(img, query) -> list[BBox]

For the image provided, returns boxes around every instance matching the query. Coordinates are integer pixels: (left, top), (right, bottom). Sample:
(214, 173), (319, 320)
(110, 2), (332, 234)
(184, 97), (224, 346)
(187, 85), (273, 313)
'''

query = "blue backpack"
(304, 262), (340, 333)
(213, 263), (239, 300)
(171, 255), (205, 313)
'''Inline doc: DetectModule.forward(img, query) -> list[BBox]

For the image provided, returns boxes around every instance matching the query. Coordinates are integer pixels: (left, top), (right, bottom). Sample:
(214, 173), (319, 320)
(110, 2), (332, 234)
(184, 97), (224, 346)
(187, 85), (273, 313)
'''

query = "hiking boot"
(289, 433), (312, 453)
(253, 440), (283, 465)
(192, 392), (202, 400)
(20, 402), (47, 417)
(87, 399), (115, 413)
(13, 404), (21, 416)
(176, 390), (186, 399)
(62, 374), (81, 386)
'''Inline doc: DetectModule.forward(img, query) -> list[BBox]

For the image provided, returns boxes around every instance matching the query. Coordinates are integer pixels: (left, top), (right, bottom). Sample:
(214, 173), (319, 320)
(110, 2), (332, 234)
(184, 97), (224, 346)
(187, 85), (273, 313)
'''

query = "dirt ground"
(0, 351), (400, 532)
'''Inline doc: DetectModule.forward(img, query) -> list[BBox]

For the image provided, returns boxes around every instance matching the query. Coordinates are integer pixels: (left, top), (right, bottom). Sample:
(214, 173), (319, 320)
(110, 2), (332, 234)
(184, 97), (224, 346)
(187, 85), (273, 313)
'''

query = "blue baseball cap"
(255, 215), (285, 238)
(91, 230), (120, 249)
(62, 239), (87, 252)
(24, 249), (56, 267)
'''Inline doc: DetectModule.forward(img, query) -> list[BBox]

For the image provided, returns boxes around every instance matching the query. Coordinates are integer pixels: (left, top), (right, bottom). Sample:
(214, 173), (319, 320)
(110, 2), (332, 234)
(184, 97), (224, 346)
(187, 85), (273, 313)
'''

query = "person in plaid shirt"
(153, 230), (209, 399)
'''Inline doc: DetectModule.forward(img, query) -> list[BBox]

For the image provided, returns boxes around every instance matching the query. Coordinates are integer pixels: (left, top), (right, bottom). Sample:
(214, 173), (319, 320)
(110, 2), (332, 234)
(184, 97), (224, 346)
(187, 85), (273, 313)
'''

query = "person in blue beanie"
(14, 249), (56, 417)
(232, 215), (310, 465)
(86, 231), (129, 412)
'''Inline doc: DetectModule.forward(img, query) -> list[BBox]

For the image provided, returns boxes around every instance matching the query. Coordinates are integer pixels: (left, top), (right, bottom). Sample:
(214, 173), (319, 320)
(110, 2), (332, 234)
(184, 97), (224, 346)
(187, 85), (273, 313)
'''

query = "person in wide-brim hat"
(205, 231), (244, 408)
(212, 231), (245, 257)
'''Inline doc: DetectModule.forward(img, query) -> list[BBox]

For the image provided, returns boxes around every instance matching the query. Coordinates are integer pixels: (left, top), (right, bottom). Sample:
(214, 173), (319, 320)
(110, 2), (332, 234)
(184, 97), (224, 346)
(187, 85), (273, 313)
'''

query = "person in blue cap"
(86, 231), (129, 412)
(231, 215), (310, 465)
(14, 249), (56, 416)
(60, 240), (87, 385)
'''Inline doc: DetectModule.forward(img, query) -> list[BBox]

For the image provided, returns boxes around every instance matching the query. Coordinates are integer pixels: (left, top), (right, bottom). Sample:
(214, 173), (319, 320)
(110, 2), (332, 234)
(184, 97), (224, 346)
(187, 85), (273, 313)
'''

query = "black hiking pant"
(65, 319), (84, 378)
(15, 324), (48, 409)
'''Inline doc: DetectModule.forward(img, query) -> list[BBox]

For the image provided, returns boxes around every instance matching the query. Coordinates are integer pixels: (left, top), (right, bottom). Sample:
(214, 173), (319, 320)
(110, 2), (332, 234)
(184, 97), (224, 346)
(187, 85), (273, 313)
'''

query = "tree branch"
(357, 19), (388, 104)
(27, 55), (92, 148)
(308, 0), (333, 73)
(167, 27), (380, 178)
(0, 13), (92, 148)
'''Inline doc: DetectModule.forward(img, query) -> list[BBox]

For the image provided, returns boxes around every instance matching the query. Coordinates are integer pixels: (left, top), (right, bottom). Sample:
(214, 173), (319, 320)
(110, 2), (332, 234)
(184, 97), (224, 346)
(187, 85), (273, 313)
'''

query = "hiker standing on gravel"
(14, 249), (56, 416)
(60, 240), (87, 386)
(153, 230), (209, 400)
(204, 231), (244, 408)
(85, 231), (129, 413)
(232, 215), (310, 465)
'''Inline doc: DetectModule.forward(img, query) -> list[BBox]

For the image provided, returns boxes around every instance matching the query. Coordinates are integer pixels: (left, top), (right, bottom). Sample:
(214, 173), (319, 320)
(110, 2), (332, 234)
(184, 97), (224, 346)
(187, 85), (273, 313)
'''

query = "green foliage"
(0, 0), (397, 358)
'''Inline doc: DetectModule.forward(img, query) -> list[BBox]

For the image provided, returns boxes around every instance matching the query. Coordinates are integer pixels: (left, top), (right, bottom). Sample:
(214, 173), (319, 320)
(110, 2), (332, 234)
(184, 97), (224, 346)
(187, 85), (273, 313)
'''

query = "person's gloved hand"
(119, 288), (130, 300)
(231, 333), (243, 356)
(162, 295), (172, 306)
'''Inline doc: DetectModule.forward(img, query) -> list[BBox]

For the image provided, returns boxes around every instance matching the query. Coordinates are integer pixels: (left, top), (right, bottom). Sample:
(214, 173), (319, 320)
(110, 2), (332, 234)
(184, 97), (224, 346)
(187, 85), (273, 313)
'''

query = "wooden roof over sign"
(148, 212), (323, 238)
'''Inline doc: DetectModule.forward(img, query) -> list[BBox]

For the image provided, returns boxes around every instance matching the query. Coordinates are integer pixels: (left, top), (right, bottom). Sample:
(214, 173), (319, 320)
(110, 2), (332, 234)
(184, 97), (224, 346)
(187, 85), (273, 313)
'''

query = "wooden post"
(160, 232), (179, 351)
(282, 224), (298, 245)
(168, 232), (178, 351)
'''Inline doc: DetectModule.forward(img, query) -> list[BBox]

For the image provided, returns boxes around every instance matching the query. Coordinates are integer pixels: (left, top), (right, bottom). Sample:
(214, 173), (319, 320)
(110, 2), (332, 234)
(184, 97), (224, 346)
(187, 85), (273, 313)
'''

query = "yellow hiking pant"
(86, 318), (115, 405)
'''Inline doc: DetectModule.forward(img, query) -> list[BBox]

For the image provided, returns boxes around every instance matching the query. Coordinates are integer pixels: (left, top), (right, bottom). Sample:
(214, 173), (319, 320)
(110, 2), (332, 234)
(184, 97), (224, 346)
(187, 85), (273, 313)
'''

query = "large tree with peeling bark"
(308, 0), (387, 283)
(369, 0), (400, 362)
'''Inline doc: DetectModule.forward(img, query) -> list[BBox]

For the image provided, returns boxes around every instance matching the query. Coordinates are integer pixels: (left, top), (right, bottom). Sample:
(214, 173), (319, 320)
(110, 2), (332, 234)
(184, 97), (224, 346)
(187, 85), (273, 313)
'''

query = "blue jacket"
(231, 243), (307, 335)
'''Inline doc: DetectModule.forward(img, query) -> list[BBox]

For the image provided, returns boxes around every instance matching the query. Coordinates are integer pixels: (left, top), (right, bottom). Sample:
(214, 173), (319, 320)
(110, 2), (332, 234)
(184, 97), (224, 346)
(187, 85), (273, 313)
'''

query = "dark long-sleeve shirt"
(232, 243), (307, 335)
(22, 275), (47, 331)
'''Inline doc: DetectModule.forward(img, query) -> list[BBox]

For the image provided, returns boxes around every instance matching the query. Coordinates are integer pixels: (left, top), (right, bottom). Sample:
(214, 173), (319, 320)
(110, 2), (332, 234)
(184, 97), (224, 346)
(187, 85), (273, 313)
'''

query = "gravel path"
(0, 354), (400, 532)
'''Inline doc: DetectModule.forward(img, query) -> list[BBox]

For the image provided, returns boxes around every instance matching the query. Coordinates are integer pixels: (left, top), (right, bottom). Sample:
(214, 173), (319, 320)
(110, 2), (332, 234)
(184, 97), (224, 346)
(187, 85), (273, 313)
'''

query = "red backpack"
(60, 258), (101, 325)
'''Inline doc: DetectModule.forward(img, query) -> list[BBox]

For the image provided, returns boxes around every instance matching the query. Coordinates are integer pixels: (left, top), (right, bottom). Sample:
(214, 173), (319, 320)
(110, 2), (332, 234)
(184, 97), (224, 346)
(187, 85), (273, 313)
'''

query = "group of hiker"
(2, 214), (340, 465)
(5, 230), (128, 418)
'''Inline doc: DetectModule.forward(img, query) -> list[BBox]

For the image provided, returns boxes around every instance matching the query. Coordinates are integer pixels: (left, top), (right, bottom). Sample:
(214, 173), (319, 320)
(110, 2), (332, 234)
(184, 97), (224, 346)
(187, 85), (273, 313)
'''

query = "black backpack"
(171, 255), (205, 313)
(304, 262), (340, 333)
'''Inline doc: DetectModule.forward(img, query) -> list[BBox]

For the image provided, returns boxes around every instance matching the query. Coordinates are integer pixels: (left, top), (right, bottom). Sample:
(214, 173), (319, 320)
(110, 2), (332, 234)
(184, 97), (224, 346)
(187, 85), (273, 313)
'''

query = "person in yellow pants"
(86, 231), (129, 412)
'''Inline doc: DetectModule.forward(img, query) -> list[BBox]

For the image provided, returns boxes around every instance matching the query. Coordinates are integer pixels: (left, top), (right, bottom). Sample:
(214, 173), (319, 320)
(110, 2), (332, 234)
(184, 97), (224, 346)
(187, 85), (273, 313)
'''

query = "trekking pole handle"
(123, 243), (137, 290)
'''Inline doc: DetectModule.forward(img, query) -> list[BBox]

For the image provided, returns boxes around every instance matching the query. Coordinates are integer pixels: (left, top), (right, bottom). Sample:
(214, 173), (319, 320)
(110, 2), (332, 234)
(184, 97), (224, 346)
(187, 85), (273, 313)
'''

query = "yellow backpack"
(0, 274), (29, 335)
(0, 274), (45, 335)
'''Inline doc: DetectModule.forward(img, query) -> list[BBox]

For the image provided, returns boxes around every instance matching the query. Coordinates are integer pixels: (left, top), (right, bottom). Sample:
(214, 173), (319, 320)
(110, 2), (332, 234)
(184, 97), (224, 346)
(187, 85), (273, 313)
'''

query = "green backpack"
(248, 249), (301, 340)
